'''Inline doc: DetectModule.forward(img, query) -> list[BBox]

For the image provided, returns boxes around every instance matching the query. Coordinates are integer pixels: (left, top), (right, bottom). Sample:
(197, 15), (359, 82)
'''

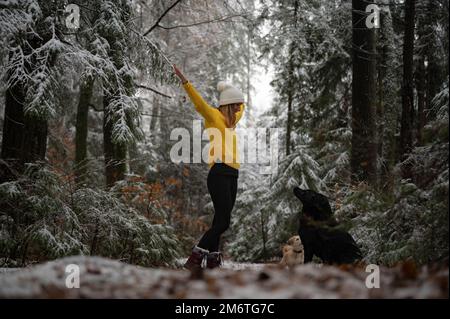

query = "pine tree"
(376, 5), (400, 191)
(399, 0), (416, 179)
(74, 76), (94, 185)
(350, 0), (377, 185)
(0, 0), (68, 182)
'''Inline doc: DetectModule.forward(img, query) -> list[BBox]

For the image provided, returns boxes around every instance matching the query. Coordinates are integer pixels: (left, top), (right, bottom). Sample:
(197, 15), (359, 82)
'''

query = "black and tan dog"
(293, 187), (362, 264)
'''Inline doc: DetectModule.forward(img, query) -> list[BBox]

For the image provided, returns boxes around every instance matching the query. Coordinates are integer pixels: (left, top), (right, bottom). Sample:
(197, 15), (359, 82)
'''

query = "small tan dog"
(279, 235), (305, 268)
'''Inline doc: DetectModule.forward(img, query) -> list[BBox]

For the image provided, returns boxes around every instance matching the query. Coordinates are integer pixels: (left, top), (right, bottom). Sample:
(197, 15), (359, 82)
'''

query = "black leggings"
(198, 163), (238, 252)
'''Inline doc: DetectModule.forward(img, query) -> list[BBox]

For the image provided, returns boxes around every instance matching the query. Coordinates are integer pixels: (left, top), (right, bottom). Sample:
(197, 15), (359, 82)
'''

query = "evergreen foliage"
(0, 164), (181, 267)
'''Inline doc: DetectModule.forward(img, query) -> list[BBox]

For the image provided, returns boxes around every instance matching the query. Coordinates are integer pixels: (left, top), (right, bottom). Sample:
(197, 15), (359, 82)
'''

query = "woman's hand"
(173, 64), (188, 84)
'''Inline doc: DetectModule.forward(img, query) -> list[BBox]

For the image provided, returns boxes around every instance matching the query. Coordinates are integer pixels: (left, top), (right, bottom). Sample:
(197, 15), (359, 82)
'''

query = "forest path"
(0, 256), (447, 298)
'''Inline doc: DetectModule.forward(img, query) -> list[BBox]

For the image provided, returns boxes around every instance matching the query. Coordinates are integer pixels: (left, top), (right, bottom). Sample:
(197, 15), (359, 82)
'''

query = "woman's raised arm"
(173, 64), (215, 121)
(173, 64), (188, 84)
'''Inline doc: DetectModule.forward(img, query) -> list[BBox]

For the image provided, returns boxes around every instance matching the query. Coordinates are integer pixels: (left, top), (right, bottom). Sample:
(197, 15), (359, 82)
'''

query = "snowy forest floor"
(0, 256), (447, 298)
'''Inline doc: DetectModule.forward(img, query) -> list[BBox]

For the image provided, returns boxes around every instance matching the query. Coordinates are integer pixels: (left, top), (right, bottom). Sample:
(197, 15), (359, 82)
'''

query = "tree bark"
(350, 0), (378, 185)
(286, 86), (293, 157)
(399, 0), (416, 179)
(1, 85), (25, 181)
(149, 96), (159, 131)
(416, 56), (425, 145)
(0, 83), (47, 182)
(74, 77), (94, 185)
(377, 35), (385, 185)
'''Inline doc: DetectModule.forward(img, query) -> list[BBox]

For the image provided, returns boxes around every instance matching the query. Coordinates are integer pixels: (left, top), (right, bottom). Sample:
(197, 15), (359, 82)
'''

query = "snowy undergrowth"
(337, 92), (449, 266)
(335, 160), (448, 266)
(0, 164), (181, 267)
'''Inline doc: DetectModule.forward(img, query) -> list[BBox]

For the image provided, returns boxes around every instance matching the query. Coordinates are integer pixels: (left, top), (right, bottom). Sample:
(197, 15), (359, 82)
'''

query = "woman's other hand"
(173, 64), (188, 84)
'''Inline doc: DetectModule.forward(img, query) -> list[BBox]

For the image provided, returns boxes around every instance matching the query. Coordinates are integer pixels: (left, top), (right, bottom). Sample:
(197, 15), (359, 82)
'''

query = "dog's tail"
(340, 239), (363, 263)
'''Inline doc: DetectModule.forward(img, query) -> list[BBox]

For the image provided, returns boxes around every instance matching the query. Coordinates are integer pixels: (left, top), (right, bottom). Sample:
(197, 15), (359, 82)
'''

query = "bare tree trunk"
(399, 0), (416, 179)
(1, 83), (47, 182)
(416, 57), (425, 145)
(286, 87), (293, 157)
(149, 96), (159, 131)
(23, 112), (48, 164)
(350, 0), (378, 185)
(260, 211), (267, 261)
(377, 36), (385, 188)
(74, 77), (94, 185)
(1, 84), (25, 179)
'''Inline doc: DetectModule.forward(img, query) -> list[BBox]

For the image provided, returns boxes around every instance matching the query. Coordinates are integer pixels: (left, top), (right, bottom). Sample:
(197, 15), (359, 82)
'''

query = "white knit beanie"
(217, 81), (245, 106)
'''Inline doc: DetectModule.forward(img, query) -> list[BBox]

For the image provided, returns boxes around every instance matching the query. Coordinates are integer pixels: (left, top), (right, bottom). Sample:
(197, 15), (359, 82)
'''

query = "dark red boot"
(184, 246), (208, 270)
(206, 252), (223, 269)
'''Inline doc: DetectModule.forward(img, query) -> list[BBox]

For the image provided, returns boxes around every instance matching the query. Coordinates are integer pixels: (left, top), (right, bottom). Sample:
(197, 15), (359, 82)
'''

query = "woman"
(173, 64), (245, 270)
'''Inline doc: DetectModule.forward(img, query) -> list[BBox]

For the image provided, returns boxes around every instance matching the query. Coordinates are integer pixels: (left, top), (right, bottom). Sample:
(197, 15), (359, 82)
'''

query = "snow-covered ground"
(0, 256), (447, 298)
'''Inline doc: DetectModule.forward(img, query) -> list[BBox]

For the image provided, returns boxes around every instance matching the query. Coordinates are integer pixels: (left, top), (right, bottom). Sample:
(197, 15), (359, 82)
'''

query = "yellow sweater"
(183, 82), (245, 170)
